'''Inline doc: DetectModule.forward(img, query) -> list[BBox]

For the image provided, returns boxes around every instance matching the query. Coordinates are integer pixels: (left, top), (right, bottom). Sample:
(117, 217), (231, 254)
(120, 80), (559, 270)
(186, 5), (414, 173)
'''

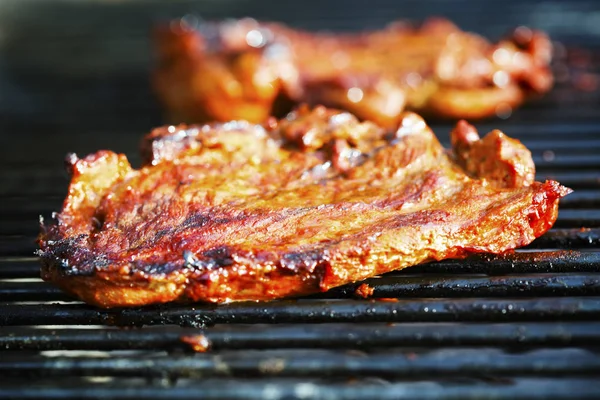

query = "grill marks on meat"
(154, 18), (553, 127)
(38, 107), (571, 308)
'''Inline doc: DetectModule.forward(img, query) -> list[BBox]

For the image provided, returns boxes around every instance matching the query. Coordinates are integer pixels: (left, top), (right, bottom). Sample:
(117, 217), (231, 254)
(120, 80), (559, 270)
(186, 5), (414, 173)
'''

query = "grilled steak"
(38, 106), (570, 308)
(154, 18), (552, 127)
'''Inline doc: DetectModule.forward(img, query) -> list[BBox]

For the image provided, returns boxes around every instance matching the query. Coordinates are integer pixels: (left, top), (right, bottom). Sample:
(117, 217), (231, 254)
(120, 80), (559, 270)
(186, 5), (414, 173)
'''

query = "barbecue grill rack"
(2, 0), (600, 399)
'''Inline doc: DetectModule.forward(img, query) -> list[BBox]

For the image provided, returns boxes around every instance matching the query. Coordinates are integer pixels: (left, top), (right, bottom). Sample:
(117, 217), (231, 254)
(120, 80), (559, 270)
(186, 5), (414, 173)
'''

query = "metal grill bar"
(0, 259), (40, 279)
(322, 273), (600, 298)
(1, 378), (600, 400)
(540, 172), (600, 189)
(533, 155), (600, 169)
(539, 157), (600, 169)
(407, 251), (600, 274)
(1, 298), (598, 327)
(2, 323), (600, 351)
(0, 237), (35, 257)
(521, 139), (600, 151)
(551, 210), (600, 227)
(1, 348), (598, 379)
(526, 228), (600, 248)
(559, 190), (600, 207)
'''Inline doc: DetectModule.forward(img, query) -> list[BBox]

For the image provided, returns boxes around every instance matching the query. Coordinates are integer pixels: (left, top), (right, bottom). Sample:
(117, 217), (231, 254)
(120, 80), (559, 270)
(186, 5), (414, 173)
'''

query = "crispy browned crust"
(38, 106), (570, 308)
(153, 18), (553, 127)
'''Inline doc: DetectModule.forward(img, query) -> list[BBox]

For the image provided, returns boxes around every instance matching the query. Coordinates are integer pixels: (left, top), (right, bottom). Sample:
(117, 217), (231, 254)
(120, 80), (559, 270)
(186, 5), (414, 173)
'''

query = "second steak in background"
(154, 17), (553, 127)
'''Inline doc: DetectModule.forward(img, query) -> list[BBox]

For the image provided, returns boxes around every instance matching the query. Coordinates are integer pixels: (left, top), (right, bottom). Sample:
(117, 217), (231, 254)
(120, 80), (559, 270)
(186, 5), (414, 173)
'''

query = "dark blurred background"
(0, 0), (599, 167)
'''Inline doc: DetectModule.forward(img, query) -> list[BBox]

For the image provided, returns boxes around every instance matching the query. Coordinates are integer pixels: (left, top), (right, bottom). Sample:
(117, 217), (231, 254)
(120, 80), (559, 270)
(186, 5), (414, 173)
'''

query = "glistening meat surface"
(38, 107), (571, 308)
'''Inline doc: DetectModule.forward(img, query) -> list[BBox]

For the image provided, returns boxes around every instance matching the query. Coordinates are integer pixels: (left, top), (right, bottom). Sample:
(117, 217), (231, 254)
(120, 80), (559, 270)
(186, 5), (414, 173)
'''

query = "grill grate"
(1, 0), (600, 398)
(1, 378), (599, 400)
(2, 127), (600, 399)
